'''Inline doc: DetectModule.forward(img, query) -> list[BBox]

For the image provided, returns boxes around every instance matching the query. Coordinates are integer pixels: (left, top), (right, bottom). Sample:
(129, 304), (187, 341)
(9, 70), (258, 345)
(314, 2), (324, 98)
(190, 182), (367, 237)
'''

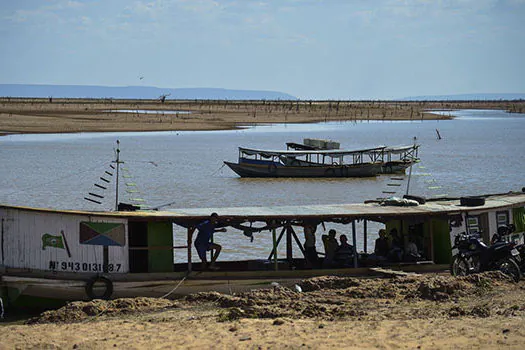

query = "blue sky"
(1, 0), (524, 99)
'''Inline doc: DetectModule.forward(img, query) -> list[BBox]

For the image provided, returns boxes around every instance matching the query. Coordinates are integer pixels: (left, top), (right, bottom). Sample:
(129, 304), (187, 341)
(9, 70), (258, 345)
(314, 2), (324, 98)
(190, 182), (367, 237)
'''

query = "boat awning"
(238, 146), (387, 158)
(3, 192), (524, 226)
(383, 145), (420, 154)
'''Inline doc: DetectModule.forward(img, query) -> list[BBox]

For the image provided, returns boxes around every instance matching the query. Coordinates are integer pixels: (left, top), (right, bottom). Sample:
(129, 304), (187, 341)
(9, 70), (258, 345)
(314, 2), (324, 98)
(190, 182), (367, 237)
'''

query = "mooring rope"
(210, 163), (226, 177)
(159, 276), (187, 299)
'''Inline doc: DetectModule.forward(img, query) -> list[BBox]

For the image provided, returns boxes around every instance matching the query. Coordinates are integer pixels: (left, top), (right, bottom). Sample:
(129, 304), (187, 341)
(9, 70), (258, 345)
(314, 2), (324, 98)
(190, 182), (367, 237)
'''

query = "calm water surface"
(1, 109), (524, 261)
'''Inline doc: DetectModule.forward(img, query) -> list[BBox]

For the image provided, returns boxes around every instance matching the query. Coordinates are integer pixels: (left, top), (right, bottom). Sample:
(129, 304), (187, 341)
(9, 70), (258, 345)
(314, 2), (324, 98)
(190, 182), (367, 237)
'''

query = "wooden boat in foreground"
(1, 190), (525, 306)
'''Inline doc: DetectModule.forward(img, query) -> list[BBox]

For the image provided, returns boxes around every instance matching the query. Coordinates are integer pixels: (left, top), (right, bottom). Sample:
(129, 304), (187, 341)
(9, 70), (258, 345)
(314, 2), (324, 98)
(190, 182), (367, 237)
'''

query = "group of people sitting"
(373, 228), (422, 263)
(190, 213), (422, 271)
(303, 225), (355, 268)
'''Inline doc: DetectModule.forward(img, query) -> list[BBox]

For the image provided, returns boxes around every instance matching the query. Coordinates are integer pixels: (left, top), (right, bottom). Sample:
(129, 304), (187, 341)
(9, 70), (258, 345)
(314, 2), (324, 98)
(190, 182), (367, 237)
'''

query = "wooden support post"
(286, 224), (293, 264)
(187, 227), (193, 272)
(289, 226), (306, 257)
(363, 220), (368, 254)
(267, 227), (286, 260)
(429, 219), (435, 262)
(272, 225), (278, 271)
(352, 220), (358, 268)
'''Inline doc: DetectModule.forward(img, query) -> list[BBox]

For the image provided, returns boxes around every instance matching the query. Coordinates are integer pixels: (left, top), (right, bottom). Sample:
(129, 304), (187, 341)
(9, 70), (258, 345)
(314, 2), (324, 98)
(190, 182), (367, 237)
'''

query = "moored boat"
(224, 147), (384, 178)
(286, 138), (420, 174)
(1, 189), (525, 306)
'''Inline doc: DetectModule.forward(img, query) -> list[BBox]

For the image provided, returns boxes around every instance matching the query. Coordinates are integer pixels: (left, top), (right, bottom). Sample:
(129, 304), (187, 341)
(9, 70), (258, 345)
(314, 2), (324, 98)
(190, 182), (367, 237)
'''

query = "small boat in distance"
(224, 139), (420, 178)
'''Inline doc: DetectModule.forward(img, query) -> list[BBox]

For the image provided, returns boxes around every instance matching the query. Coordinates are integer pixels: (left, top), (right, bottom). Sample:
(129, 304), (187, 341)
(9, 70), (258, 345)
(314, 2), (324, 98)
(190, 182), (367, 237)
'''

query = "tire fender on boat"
(85, 276), (113, 300)
(268, 163), (277, 174)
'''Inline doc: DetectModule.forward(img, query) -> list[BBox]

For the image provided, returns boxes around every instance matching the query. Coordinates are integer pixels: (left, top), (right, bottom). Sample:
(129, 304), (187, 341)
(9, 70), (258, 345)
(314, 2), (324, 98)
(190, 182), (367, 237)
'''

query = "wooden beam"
(267, 226), (286, 260)
(286, 224), (293, 263)
(363, 220), (368, 253)
(289, 226), (306, 258)
(187, 227), (192, 272)
(352, 220), (358, 268)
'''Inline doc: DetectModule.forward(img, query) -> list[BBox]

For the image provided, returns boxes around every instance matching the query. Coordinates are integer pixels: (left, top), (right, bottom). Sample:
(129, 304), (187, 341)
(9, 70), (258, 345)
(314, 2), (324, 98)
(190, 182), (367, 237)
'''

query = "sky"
(1, 0), (524, 99)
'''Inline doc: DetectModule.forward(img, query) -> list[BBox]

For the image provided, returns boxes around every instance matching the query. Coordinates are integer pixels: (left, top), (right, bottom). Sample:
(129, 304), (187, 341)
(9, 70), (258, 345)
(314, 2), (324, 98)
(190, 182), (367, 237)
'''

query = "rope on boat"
(159, 276), (187, 299)
(211, 163), (226, 177)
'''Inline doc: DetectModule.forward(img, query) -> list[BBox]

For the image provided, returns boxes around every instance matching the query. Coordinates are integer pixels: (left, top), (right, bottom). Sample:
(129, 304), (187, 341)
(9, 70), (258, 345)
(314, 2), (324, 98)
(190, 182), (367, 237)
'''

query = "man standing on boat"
(191, 213), (226, 271)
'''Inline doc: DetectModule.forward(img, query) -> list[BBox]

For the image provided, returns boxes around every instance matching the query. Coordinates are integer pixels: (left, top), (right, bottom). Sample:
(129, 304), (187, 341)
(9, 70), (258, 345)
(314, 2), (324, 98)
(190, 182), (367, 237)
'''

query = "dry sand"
(2, 272), (525, 349)
(1, 98), (524, 135)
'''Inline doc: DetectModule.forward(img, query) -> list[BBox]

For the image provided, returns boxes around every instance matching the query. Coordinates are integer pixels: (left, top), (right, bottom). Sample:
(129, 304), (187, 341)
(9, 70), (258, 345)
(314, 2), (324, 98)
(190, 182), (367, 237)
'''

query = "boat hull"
(1, 263), (448, 304)
(381, 160), (417, 174)
(224, 161), (381, 178)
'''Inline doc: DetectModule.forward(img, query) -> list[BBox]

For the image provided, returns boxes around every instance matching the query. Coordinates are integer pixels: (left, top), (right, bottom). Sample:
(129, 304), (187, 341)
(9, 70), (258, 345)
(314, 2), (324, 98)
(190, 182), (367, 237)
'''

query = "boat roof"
(2, 191), (524, 225)
(383, 145), (420, 154)
(239, 146), (387, 157)
(285, 143), (419, 154)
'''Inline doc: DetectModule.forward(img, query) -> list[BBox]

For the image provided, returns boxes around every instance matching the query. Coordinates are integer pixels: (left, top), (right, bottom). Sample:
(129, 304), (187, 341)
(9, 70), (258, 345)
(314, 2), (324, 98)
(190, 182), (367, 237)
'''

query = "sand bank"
(1, 98), (523, 135)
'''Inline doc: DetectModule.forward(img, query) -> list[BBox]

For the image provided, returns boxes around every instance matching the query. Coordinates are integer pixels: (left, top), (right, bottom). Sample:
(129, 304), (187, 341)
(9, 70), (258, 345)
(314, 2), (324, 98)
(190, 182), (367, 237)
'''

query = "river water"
(1, 109), (524, 261)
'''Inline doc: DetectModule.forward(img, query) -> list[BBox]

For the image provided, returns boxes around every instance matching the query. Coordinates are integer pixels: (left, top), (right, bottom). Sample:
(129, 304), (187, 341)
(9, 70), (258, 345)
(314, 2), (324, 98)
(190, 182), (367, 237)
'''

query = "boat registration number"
(49, 261), (122, 272)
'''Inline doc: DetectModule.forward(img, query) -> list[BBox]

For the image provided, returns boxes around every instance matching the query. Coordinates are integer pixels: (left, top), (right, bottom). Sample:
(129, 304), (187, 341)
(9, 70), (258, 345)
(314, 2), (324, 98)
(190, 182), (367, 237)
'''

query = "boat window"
(496, 211), (509, 228)
(466, 216), (480, 235)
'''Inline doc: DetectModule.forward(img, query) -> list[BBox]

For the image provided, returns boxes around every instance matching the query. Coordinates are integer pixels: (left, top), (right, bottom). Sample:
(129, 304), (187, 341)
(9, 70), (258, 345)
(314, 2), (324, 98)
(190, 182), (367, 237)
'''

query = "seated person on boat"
(374, 229), (389, 260)
(190, 213), (227, 271)
(322, 229), (339, 268)
(334, 234), (354, 267)
(304, 224), (320, 268)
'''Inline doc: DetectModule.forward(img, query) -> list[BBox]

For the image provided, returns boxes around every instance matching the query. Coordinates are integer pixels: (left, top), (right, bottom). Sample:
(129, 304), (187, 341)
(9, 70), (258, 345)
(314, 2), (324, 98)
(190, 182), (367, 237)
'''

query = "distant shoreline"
(1, 98), (523, 136)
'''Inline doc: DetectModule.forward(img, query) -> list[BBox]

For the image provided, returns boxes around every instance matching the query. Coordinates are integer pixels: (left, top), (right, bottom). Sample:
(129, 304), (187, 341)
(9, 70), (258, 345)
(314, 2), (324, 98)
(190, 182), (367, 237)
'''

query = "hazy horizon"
(1, 1), (524, 100)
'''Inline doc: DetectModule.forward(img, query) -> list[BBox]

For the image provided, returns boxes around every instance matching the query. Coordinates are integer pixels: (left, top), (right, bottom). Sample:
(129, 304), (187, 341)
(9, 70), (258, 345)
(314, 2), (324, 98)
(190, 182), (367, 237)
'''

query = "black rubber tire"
(268, 163), (277, 174)
(460, 196), (485, 206)
(451, 256), (470, 276)
(498, 258), (521, 282)
(85, 276), (113, 300)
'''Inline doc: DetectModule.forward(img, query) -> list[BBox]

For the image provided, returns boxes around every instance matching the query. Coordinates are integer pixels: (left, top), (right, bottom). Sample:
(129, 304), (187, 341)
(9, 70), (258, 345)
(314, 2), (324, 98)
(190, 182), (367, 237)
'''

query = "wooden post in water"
(352, 220), (358, 268)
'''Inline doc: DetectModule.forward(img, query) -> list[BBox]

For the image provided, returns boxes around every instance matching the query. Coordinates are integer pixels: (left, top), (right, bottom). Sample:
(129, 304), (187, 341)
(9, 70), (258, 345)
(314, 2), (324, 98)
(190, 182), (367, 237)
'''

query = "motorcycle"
(450, 228), (521, 282)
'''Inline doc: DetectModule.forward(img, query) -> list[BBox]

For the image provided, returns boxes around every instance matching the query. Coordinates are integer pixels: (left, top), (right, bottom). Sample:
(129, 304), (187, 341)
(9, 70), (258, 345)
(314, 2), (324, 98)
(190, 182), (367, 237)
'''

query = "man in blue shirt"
(191, 213), (226, 270)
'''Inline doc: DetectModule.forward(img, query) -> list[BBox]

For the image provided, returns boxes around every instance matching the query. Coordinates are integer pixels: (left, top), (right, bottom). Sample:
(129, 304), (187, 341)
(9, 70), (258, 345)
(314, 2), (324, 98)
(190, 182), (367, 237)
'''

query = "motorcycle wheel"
(451, 256), (470, 276)
(498, 258), (521, 282)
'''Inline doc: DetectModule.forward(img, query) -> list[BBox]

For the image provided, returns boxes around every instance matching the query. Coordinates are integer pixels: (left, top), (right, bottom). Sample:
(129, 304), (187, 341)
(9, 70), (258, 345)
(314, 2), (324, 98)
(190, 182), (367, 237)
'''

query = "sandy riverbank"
(1, 98), (524, 135)
(2, 272), (525, 349)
